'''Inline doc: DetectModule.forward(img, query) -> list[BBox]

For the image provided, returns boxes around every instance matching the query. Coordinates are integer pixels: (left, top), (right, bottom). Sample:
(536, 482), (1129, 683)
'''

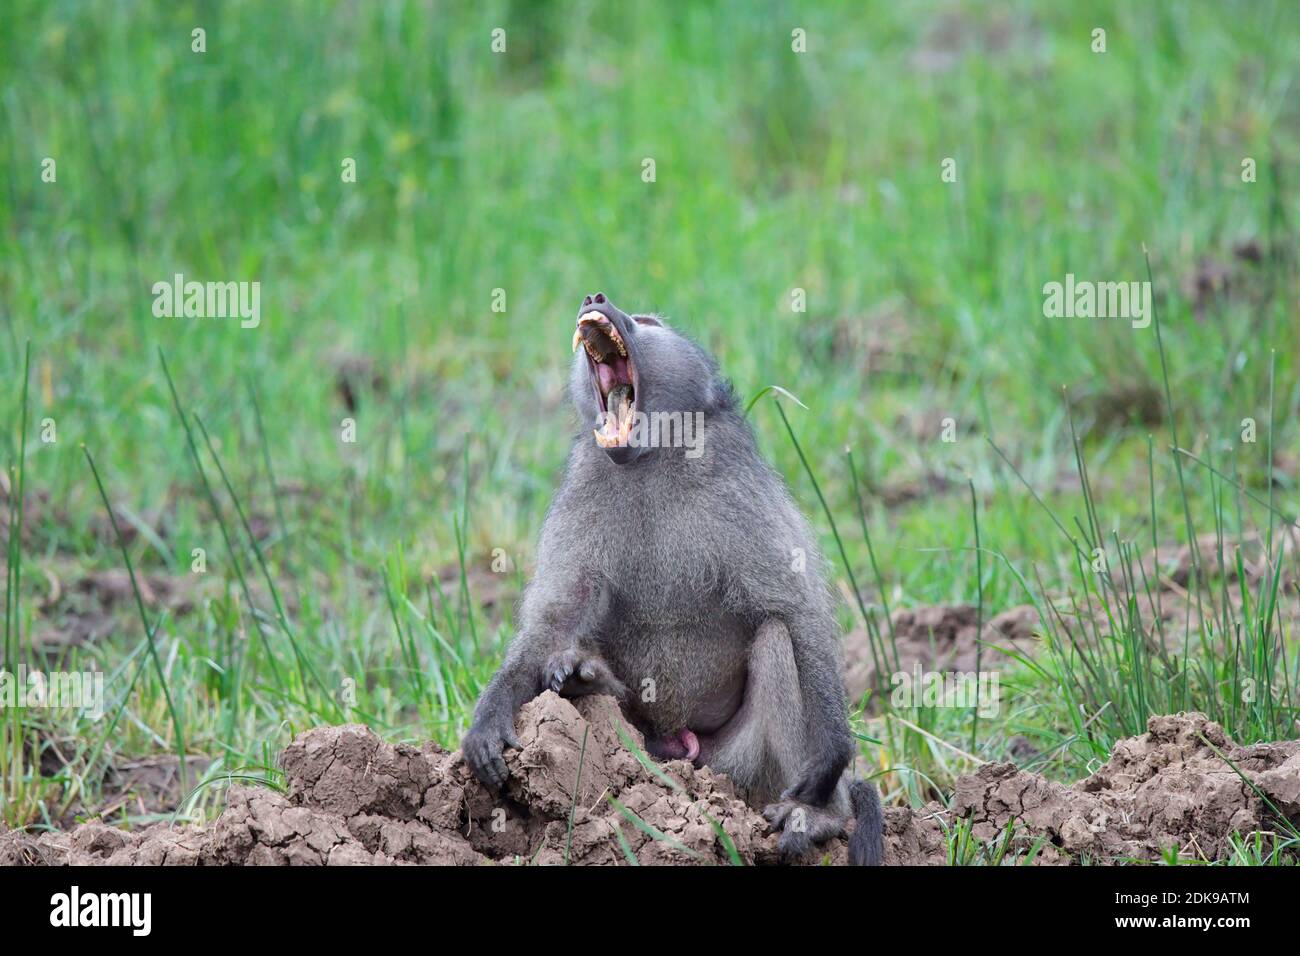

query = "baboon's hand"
(462, 713), (521, 790)
(763, 799), (847, 861)
(543, 647), (628, 701)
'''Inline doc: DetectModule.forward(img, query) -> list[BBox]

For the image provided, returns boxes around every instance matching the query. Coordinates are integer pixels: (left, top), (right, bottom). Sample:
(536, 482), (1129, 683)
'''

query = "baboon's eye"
(633, 315), (662, 327)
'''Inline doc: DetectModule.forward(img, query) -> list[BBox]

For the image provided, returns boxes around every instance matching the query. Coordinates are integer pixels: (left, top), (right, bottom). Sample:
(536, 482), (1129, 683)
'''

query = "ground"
(4, 698), (1298, 866)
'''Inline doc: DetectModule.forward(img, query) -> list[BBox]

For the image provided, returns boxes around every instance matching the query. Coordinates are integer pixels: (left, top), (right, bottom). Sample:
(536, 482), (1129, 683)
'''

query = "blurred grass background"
(1, 0), (1298, 849)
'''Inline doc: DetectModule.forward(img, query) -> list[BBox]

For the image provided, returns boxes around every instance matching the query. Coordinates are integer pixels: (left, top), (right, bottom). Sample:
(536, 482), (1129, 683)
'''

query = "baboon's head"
(569, 293), (725, 465)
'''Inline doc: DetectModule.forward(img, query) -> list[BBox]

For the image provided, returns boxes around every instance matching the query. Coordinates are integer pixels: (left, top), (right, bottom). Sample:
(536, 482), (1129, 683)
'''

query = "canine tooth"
(572, 328), (583, 353)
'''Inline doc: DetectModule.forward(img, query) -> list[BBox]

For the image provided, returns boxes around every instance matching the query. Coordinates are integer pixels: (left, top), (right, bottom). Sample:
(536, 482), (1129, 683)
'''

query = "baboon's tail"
(847, 779), (884, 866)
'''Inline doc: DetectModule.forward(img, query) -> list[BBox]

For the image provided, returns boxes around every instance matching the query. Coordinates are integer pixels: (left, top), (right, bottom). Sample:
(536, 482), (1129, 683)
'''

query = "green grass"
(1, 0), (1298, 861)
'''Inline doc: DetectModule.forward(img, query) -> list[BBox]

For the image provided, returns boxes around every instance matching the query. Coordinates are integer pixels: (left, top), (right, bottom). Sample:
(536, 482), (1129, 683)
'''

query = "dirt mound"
(2, 707), (1292, 866)
(0, 693), (862, 866)
(951, 712), (1300, 863)
(845, 603), (1039, 703)
(1140, 530), (1298, 591)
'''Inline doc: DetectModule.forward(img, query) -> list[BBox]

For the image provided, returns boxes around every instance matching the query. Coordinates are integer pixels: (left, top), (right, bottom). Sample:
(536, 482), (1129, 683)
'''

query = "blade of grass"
(247, 375), (295, 579)
(563, 725), (590, 865)
(846, 446), (895, 643)
(3, 342), (31, 820)
(83, 445), (188, 793)
(194, 413), (333, 714)
(157, 348), (286, 694)
(612, 718), (683, 792)
(769, 397), (894, 685)
(969, 479), (984, 754)
(606, 795), (707, 862)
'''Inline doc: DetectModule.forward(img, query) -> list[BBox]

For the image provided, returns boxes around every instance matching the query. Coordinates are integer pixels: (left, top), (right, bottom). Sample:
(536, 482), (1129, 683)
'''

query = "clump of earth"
(843, 603), (1040, 704)
(1, 695), (1295, 866)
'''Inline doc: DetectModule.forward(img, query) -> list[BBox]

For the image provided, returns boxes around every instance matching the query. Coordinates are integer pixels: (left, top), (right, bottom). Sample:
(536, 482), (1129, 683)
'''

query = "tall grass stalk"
(83, 445), (188, 792)
(772, 400), (897, 690)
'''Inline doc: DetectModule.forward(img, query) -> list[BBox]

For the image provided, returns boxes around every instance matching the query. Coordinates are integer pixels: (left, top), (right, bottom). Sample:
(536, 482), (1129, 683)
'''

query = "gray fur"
(462, 294), (883, 864)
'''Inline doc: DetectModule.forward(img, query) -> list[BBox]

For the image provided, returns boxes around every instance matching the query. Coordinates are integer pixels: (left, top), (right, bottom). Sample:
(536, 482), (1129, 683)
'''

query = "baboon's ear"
(632, 314), (662, 327)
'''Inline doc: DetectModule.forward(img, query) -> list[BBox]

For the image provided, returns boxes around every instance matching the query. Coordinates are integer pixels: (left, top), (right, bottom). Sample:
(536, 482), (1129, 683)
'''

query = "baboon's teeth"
(605, 325), (627, 355)
(593, 396), (635, 449)
(572, 328), (583, 353)
(577, 312), (627, 357)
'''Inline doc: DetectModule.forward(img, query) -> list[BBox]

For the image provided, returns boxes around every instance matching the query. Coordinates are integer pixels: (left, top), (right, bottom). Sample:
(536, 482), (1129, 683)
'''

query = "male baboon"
(462, 293), (883, 864)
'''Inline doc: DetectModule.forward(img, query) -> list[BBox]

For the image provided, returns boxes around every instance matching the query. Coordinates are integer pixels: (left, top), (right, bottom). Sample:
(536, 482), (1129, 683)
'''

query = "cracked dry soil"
(1, 697), (1296, 866)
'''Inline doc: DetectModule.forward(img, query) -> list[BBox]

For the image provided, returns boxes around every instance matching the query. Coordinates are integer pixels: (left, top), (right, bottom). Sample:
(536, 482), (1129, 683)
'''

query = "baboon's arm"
(462, 574), (602, 788)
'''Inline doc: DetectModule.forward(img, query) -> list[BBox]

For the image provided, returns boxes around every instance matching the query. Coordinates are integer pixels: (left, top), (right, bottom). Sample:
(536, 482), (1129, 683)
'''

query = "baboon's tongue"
(596, 358), (630, 394)
(593, 383), (635, 448)
(608, 384), (633, 420)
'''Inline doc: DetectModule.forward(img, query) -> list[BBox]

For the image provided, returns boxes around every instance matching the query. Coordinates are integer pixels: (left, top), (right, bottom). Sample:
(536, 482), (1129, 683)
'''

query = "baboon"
(462, 293), (883, 865)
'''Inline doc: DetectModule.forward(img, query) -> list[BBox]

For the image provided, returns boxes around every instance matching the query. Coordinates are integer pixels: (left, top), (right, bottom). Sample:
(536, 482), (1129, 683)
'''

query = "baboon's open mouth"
(573, 311), (637, 448)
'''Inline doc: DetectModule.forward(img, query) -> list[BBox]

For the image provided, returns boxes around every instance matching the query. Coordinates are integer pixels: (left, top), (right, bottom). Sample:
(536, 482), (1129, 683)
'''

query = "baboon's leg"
(700, 619), (803, 802)
(700, 620), (850, 856)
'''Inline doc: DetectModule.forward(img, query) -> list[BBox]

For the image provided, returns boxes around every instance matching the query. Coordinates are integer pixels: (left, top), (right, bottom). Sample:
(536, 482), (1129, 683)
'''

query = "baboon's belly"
(600, 617), (750, 736)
